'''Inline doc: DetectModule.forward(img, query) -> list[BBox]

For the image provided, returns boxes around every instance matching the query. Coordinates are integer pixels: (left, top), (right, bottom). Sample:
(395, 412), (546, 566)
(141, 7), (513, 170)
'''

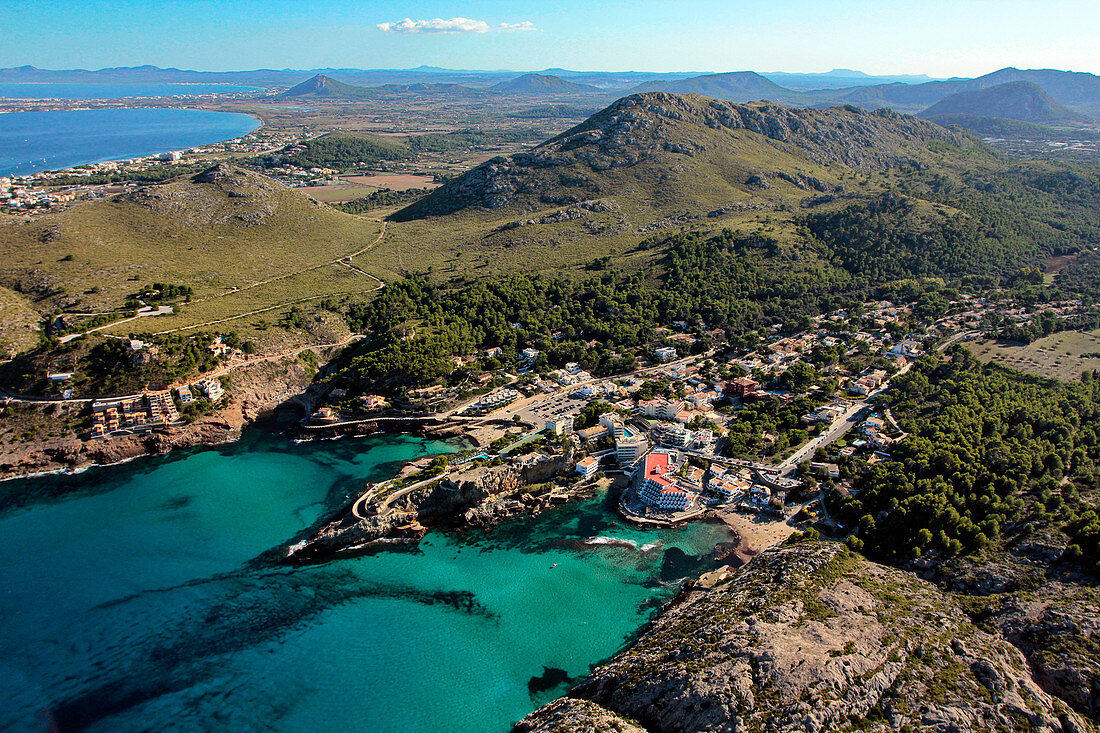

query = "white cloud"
(376, 17), (539, 34)
(495, 21), (539, 33)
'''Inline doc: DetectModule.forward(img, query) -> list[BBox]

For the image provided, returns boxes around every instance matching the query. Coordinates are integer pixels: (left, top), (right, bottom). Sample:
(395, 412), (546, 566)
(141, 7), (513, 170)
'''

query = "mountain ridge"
(392, 91), (968, 221)
(627, 71), (800, 103)
(489, 73), (602, 95)
(920, 81), (1091, 124)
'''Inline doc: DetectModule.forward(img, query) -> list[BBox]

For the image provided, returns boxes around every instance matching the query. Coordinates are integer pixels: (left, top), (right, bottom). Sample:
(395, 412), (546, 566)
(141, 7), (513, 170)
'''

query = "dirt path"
(189, 219), (388, 305)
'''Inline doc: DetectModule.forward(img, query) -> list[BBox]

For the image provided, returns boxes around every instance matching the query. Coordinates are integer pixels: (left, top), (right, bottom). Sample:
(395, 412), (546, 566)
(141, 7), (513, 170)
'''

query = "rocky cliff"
(516, 541), (1087, 733)
(0, 359), (315, 487)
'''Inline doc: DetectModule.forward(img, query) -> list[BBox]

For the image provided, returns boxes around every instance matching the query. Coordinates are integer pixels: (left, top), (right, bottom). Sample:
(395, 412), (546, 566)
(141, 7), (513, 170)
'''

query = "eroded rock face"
(526, 542), (1086, 733)
(983, 585), (1100, 723)
(513, 698), (646, 733)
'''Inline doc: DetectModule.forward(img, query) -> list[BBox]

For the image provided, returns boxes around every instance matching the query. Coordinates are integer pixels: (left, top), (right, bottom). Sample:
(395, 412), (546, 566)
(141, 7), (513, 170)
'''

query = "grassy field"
(0, 287), (40, 356)
(343, 174), (438, 191)
(967, 331), (1100, 381)
(98, 265), (382, 338)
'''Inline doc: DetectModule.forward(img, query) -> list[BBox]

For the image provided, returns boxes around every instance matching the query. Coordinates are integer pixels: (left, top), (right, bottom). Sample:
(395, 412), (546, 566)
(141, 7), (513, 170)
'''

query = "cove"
(0, 108), (260, 177)
(0, 431), (736, 733)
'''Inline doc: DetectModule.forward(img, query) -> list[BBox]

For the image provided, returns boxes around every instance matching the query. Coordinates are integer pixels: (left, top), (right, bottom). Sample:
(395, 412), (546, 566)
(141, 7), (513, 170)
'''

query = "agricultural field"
(342, 174), (439, 191)
(303, 184), (382, 203)
(966, 330), (1100, 381)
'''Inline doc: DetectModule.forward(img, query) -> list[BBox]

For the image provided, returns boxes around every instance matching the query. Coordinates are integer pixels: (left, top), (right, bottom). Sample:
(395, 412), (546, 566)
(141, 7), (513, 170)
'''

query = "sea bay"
(0, 431), (736, 733)
(0, 108), (260, 177)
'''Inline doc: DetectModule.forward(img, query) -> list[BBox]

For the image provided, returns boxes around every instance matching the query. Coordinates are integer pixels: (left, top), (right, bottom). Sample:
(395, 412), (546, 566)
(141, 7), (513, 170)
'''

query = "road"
(58, 306), (174, 344)
(777, 399), (873, 475)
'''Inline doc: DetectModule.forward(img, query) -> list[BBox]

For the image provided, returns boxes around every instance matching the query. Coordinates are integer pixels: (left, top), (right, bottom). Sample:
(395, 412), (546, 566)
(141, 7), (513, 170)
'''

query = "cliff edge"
(517, 541), (1087, 732)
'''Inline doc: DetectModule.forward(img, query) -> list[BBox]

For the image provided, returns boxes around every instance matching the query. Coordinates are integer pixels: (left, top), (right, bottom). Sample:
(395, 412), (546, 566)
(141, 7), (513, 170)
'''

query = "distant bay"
(0, 82), (257, 99)
(0, 108), (260, 176)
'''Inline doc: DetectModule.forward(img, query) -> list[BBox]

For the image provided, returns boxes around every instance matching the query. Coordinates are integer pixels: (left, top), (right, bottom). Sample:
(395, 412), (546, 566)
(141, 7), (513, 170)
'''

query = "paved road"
(778, 400), (873, 475)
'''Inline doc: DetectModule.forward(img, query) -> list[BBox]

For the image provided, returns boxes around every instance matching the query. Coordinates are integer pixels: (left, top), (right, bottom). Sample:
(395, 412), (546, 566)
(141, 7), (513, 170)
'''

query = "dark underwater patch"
(48, 565), (495, 731)
(527, 666), (575, 697)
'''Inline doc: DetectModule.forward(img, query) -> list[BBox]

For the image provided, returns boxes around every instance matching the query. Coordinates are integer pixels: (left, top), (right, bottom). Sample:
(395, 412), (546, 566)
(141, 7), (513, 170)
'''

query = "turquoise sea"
(0, 432), (736, 733)
(0, 108), (260, 177)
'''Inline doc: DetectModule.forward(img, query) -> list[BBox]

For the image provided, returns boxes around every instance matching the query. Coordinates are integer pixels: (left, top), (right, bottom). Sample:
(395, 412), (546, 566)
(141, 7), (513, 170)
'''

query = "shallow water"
(0, 431), (735, 732)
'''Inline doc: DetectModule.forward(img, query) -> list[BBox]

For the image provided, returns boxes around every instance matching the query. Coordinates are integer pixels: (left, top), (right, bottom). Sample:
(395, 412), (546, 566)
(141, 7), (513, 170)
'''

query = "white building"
(478, 388), (519, 410)
(654, 346), (678, 362)
(887, 340), (921, 358)
(196, 379), (224, 401)
(599, 413), (626, 441)
(575, 456), (600, 478)
(616, 435), (648, 466)
(545, 417), (573, 435)
(520, 348), (540, 362)
(661, 424), (693, 448)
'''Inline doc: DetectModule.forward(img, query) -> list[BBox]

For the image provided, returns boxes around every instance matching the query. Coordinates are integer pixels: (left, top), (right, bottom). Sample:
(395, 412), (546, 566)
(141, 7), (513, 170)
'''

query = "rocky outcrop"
(0, 358), (314, 485)
(977, 584), (1100, 724)
(288, 453), (579, 562)
(522, 541), (1087, 733)
(514, 698), (645, 733)
(121, 163), (279, 227)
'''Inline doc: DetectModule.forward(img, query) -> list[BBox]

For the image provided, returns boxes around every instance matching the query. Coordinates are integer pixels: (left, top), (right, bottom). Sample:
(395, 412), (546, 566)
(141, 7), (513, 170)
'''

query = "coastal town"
(0, 125), (299, 214)
(6, 285), (1095, 536)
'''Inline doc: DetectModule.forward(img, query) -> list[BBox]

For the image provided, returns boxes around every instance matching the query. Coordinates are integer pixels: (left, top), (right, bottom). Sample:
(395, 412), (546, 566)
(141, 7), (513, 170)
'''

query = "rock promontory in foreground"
(517, 542), (1086, 733)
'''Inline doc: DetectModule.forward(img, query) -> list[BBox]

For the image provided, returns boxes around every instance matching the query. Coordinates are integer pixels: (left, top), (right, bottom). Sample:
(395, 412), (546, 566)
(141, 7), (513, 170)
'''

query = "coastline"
(0, 356), (309, 483)
(0, 106), (263, 178)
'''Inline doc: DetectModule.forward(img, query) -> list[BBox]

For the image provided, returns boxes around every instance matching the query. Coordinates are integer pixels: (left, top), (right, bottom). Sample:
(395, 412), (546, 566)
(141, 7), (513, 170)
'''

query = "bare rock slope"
(517, 542), (1087, 733)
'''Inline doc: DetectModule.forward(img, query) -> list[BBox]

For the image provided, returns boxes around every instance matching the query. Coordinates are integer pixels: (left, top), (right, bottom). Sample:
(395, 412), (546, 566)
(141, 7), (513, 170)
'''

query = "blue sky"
(3, 0), (1098, 77)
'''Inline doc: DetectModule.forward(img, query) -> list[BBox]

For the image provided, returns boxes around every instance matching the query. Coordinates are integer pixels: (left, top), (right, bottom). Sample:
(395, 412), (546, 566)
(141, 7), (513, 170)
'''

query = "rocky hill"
(920, 81), (1090, 124)
(628, 71), (802, 104)
(834, 68), (1100, 118)
(516, 542), (1088, 733)
(491, 73), (602, 95)
(276, 74), (375, 99)
(392, 92), (968, 221)
(0, 162), (380, 314)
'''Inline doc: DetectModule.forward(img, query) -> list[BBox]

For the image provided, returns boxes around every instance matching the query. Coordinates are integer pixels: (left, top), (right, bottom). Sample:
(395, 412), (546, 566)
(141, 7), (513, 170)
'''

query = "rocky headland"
(286, 451), (592, 562)
(516, 541), (1089, 733)
(0, 358), (315, 484)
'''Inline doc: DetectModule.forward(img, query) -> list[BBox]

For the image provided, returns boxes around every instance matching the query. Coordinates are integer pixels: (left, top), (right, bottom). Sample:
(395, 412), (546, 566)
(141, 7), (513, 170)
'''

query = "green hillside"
(393, 92), (967, 222)
(920, 81), (1090, 124)
(0, 164), (384, 318)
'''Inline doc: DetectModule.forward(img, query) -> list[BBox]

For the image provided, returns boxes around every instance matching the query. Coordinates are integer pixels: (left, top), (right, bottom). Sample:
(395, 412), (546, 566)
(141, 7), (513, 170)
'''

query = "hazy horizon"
(4, 0), (1098, 79)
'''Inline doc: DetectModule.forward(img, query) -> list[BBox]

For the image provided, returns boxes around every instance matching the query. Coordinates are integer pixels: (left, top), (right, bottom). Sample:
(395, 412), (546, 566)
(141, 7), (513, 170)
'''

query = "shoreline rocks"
(517, 541), (1088, 733)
